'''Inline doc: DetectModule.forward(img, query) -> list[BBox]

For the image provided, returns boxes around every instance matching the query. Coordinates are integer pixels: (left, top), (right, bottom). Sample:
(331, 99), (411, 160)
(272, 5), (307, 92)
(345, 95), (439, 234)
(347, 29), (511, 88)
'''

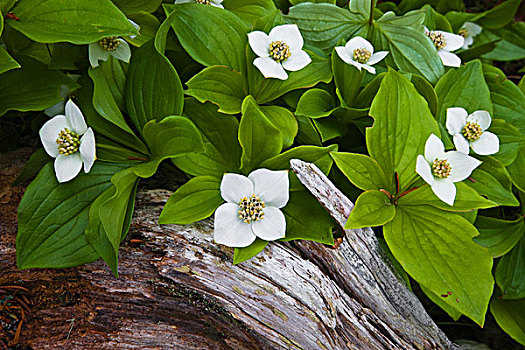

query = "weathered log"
(0, 150), (457, 349)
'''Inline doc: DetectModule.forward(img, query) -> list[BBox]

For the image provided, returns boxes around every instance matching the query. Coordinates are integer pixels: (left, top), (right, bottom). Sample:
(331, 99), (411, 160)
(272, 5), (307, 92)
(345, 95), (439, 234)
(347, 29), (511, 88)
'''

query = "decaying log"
(0, 151), (457, 349)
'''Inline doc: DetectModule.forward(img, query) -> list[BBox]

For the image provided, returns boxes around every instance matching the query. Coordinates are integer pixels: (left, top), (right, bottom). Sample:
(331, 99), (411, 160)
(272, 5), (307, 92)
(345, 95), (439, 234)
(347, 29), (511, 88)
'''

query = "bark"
(0, 150), (457, 349)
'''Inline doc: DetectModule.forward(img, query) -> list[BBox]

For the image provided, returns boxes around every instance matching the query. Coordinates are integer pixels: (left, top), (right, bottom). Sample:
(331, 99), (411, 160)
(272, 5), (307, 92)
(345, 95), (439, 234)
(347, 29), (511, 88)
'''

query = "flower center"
(427, 31), (446, 50)
(353, 48), (371, 64)
(195, 0), (211, 3)
(238, 195), (265, 224)
(56, 128), (80, 155)
(269, 41), (291, 62)
(432, 158), (451, 179)
(462, 121), (483, 141)
(98, 37), (120, 51)
(458, 28), (468, 38)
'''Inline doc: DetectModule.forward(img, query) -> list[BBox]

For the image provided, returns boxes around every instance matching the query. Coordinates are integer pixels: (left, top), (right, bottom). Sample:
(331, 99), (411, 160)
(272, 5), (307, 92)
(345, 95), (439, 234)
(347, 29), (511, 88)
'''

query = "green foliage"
(345, 190), (395, 229)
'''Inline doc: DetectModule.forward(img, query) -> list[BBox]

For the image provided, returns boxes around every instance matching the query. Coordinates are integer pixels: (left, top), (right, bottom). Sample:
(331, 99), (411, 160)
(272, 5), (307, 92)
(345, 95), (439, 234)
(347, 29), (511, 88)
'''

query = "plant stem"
(369, 0), (375, 26)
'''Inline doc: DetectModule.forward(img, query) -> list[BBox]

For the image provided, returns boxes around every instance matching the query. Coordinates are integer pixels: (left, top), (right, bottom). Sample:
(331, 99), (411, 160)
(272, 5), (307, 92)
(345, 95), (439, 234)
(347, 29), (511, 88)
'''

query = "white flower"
(248, 24), (311, 80)
(88, 20), (139, 68)
(174, 0), (223, 8)
(424, 27), (464, 67)
(40, 100), (96, 183)
(214, 169), (289, 248)
(459, 22), (482, 49)
(44, 74), (81, 117)
(415, 134), (481, 206)
(335, 36), (388, 74)
(446, 107), (499, 155)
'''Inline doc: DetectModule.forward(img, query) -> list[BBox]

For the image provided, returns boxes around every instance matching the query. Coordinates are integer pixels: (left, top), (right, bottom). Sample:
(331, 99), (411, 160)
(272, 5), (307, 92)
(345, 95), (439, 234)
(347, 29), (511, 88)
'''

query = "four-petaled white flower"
(459, 22), (482, 49)
(335, 36), (388, 74)
(214, 169), (289, 248)
(416, 134), (481, 206)
(248, 24), (311, 80)
(174, 0), (223, 8)
(40, 100), (96, 183)
(424, 27), (464, 67)
(88, 20), (140, 68)
(446, 107), (499, 155)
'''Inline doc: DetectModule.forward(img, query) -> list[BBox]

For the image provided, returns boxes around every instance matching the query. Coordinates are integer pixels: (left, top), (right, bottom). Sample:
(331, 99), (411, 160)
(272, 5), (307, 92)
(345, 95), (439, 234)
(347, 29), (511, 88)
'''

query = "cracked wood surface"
(0, 151), (456, 349)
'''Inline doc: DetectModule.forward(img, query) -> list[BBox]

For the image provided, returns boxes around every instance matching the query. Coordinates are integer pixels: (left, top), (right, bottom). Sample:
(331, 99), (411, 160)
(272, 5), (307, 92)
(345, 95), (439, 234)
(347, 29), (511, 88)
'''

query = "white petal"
(335, 46), (354, 65)
(88, 42), (110, 68)
(416, 154), (434, 185)
(210, 0), (224, 8)
(345, 36), (373, 55)
(44, 100), (65, 117)
(128, 19), (140, 39)
(174, 0), (193, 3)
(248, 31), (271, 57)
(220, 173), (254, 204)
(54, 153), (83, 183)
(431, 178), (456, 206)
(462, 36), (474, 49)
(214, 203), (257, 248)
(253, 57), (288, 80)
(361, 64), (376, 74)
(446, 151), (481, 182)
(439, 31), (464, 51)
(110, 39), (131, 63)
(424, 133), (445, 163)
(446, 107), (468, 135)
(251, 207), (286, 241)
(464, 22), (482, 36)
(80, 128), (96, 173)
(453, 134), (470, 154)
(40, 115), (68, 158)
(248, 169), (289, 208)
(438, 50), (461, 67)
(281, 50), (311, 72)
(65, 100), (87, 134)
(470, 132), (499, 156)
(467, 110), (491, 130)
(268, 24), (303, 51)
(367, 51), (388, 65)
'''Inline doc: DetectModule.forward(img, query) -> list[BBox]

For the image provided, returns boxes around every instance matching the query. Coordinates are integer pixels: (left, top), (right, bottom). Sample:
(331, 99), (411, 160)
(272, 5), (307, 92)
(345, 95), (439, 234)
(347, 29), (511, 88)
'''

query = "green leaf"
(331, 152), (389, 191)
(0, 57), (78, 116)
(420, 4), (452, 32)
(172, 99), (241, 177)
(421, 285), (462, 321)
(496, 237), (525, 300)
(477, 0), (523, 29)
(295, 88), (336, 118)
(466, 157), (519, 207)
(490, 119), (524, 167)
(17, 162), (129, 269)
(285, 3), (366, 52)
(112, 0), (162, 15)
(239, 96), (282, 173)
(367, 69), (440, 193)
(247, 48), (333, 105)
(281, 191), (334, 245)
(349, 0), (370, 17)
(346, 190), (395, 229)
(126, 12), (160, 47)
(313, 117), (342, 142)
(410, 73), (438, 117)
(260, 105), (298, 149)
(0, 46), (20, 75)
(8, 0), (138, 44)
(435, 60), (492, 145)
(332, 49), (364, 107)
(88, 57), (132, 134)
(384, 205), (494, 325)
(12, 149), (51, 186)
(398, 182), (497, 212)
(507, 147), (525, 192)
(126, 40), (184, 131)
(372, 13), (444, 84)
(490, 298), (525, 346)
(233, 238), (269, 264)
(223, 0), (277, 27)
(296, 115), (322, 146)
(159, 176), (223, 225)
(186, 66), (246, 115)
(474, 216), (524, 258)
(168, 3), (247, 72)
(132, 116), (204, 178)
